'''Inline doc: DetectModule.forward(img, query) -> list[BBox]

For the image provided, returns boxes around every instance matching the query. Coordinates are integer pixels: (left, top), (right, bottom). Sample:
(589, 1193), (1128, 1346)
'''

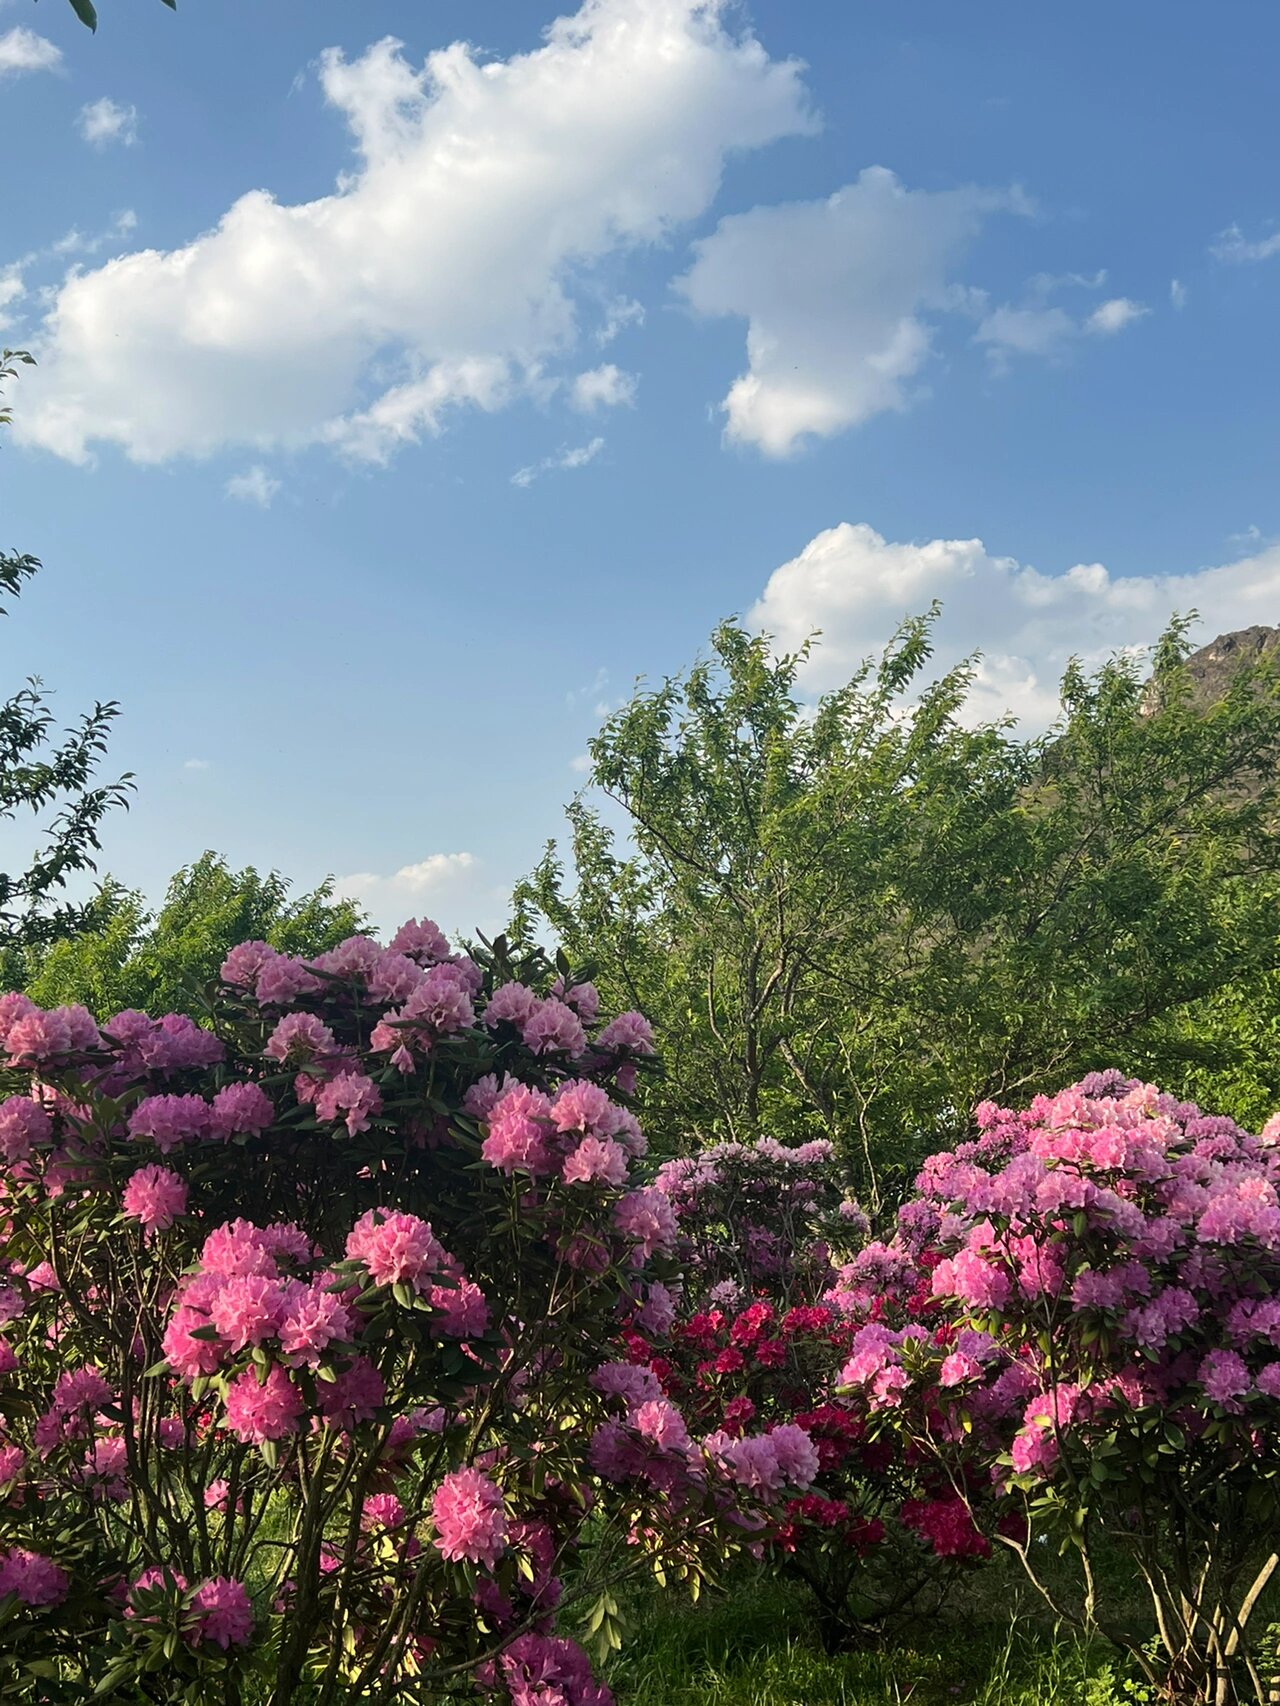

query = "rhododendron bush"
(639, 1138), (995, 1649)
(0, 927), (813, 1704)
(839, 1073), (1280, 1706)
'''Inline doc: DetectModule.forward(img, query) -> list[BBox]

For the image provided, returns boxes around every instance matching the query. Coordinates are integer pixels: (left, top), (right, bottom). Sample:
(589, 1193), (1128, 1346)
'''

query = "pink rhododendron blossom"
(317, 1356), (385, 1430)
(209, 1081), (274, 1140)
(0, 991), (38, 1046)
(128, 1093), (211, 1152)
(210, 1274), (288, 1352)
(0, 1549), (69, 1607)
(254, 955), (321, 1007)
(401, 964), (475, 1035)
(278, 1282), (353, 1367)
(497, 1634), (613, 1706)
(314, 1071), (382, 1136)
(347, 1210), (445, 1291)
(190, 1577), (254, 1649)
(223, 1365), (303, 1443)
(595, 1011), (655, 1055)
(562, 1135), (629, 1187)
(522, 998), (587, 1057)
(551, 978), (601, 1026)
(387, 917), (450, 963)
(367, 950), (424, 1005)
(219, 940), (276, 989)
(200, 1219), (277, 1277)
(482, 1085), (557, 1176)
(429, 1279), (489, 1338)
(263, 1012), (337, 1063)
(432, 1467), (507, 1568)
(122, 1165), (188, 1234)
(483, 982), (539, 1029)
(613, 1188), (677, 1259)
(0, 1095), (51, 1162)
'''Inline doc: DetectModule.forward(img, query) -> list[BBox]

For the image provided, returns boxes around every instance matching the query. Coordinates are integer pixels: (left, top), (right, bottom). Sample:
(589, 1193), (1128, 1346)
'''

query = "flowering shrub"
(0, 928), (811, 1703)
(654, 1135), (863, 1311)
(643, 1138), (993, 1648)
(839, 1073), (1280, 1705)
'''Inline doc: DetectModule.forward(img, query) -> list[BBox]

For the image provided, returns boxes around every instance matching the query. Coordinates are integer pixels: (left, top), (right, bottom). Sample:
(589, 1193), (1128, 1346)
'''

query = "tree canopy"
(10, 850), (365, 1017)
(514, 614), (1280, 1201)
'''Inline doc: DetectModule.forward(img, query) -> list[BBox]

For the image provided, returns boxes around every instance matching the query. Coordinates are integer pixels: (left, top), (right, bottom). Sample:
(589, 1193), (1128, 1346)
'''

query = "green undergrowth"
(601, 1576), (1144, 1706)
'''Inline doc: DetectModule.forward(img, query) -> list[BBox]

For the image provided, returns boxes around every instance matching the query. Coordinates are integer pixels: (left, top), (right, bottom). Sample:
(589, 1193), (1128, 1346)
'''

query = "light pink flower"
(432, 1468), (507, 1568)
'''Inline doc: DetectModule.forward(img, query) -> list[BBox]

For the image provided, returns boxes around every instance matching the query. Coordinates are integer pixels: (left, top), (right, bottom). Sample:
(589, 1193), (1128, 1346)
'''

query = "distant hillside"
(1181, 625), (1280, 703)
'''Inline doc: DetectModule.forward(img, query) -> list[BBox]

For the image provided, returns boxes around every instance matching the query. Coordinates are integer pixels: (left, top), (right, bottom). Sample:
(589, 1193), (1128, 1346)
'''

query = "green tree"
(514, 614), (1280, 1200)
(0, 350), (133, 955)
(12, 851), (365, 1016)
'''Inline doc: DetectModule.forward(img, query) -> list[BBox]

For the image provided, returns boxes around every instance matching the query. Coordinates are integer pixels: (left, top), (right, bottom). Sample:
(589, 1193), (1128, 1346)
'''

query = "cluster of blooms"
(839, 1073), (1280, 1470)
(653, 1135), (862, 1308)
(831, 1073), (1280, 1695)
(615, 1152), (996, 1650)
(0, 921), (740, 1702)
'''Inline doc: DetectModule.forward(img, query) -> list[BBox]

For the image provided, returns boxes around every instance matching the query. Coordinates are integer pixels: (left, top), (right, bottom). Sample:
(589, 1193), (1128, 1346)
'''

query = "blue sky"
(2, 0), (1278, 938)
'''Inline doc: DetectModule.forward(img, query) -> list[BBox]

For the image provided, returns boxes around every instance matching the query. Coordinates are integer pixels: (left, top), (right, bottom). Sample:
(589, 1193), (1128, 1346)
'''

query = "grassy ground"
(601, 1570), (1141, 1706)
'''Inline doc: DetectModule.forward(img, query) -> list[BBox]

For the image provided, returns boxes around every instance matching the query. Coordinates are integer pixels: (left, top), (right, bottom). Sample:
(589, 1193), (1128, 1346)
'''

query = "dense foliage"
(515, 617), (1280, 1197)
(7, 851), (365, 1016)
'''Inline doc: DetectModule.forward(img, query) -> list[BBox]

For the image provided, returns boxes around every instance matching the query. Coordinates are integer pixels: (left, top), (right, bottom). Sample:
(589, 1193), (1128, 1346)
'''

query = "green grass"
(601, 1575), (1139, 1706)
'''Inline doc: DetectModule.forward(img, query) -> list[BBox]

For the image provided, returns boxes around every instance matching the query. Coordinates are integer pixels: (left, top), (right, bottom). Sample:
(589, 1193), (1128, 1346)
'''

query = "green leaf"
(68, 0), (98, 30)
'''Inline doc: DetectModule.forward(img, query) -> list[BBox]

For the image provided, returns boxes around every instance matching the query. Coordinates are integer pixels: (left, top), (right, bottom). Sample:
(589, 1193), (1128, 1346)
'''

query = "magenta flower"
(0, 1549), (69, 1607)
(190, 1577), (254, 1650)
(223, 1365), (303, 1444)
(432, 1467), (507, 1569)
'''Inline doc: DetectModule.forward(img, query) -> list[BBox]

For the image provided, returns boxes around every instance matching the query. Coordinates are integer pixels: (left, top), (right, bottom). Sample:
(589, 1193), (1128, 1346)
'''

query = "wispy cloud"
(1211, 223), (1280, 264)
(511, 436), (605, 488)
(570, 364), (637, 412)
(225, 465), (281, 508)
(78, 98), (139, 148)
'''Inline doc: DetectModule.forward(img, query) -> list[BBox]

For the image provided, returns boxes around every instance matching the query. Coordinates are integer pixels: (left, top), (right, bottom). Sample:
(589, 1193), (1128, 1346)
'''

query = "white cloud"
(1170, 278), (1187, 310)
(676, 166), (1023, 457)
(1086, 296), (1148, 335)
(78, 98), (139, 148)
(595, 295), (645, 346)
(570, 363), (637, 412)
(183, 758), (210, 771)
(1212, 223), (1280, 264)
(17, 0), (812, 466)
(0, 267), (23, 331)
(0, 26), (61, 77)
(977, 277), (1147, 369)
(749, 520), (1280, 730)
(511, 435), (605, 487)
(570, 752), (593, 773)
(337, 853), (476, 900)
(225, 464), (281, 507)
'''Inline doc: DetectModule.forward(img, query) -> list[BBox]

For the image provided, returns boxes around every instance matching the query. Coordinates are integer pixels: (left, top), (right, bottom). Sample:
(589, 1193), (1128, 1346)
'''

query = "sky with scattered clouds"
(2, 0), (1278, 938)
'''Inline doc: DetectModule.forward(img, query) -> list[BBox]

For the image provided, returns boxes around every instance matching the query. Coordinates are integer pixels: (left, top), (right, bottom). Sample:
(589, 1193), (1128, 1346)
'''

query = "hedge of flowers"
(836, 1072), (1280, 1705)
(3, 921), (1280, 1706)
(637, 1137), (997, 1650)
(0, 928), (819, 1705)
